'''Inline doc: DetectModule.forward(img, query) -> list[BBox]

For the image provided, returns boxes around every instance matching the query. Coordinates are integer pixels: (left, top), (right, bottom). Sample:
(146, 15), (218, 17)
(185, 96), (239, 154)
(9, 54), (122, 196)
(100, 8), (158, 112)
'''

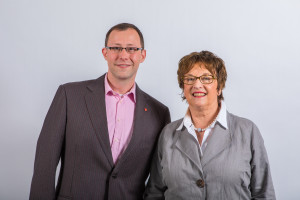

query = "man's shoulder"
(62, 79), (95, 89)
(61, 75), (105, 92)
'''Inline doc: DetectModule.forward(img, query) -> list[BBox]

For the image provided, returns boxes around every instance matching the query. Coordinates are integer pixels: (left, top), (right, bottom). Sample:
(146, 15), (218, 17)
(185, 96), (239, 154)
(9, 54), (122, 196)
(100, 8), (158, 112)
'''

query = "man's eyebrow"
(109, 43), (136, 47)
(109, 43), (122, 46)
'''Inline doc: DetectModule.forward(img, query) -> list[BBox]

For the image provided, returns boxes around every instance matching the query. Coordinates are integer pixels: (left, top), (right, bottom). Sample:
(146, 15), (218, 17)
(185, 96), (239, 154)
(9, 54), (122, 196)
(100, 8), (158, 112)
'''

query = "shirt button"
(196, 179), (205, 188)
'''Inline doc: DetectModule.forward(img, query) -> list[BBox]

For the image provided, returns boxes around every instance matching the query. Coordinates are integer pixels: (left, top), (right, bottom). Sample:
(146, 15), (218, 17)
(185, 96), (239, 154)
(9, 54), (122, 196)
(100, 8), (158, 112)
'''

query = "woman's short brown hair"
(177, 51), (227, 103)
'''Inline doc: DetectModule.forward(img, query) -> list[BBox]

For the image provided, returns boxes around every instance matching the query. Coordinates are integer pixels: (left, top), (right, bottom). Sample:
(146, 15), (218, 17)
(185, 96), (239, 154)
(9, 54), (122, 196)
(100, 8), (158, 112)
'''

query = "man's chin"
(115, 73), (135, 81)
(108, 70), (137, 82)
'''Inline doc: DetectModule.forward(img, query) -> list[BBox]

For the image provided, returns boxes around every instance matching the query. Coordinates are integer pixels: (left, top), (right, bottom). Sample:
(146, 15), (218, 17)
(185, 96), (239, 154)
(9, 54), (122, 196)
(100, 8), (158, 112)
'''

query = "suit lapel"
(174, 128), (203, 175)
(114, 85), (148, 169)
(85, 74), (114, 167)
(201, 122), (231, 167)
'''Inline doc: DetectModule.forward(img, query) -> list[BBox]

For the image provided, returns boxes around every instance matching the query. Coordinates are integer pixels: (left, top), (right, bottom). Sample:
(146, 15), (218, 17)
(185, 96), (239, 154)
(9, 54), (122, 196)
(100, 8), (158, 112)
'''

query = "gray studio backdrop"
(1, 0), (299, 199)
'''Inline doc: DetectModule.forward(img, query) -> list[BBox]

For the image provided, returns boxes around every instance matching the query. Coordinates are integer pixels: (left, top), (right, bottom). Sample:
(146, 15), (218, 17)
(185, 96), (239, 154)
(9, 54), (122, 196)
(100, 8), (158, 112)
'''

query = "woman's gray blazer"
(144, 111), (276, 200)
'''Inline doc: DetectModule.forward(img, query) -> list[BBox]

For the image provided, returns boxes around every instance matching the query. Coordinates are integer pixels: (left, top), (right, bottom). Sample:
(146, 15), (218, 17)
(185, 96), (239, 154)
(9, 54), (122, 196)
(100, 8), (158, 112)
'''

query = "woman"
(144, 51), (276, 199)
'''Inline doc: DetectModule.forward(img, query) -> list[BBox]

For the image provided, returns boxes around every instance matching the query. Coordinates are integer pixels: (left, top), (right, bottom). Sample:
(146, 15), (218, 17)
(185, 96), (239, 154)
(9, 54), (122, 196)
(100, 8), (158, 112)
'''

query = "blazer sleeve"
(29, 85), (67, 200)
(250, 124), (276, 199)
(163, 107), (171, 127)
(144, 128), (167, 200)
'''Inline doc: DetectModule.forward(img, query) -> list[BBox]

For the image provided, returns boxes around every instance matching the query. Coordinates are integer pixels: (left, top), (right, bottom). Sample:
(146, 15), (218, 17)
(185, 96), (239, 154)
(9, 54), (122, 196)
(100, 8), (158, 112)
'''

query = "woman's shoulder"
(164, 118), (184, 130)
(227, 112), (263, 141)
(227, 112), (258, 130)
(159, 118), (184, 141)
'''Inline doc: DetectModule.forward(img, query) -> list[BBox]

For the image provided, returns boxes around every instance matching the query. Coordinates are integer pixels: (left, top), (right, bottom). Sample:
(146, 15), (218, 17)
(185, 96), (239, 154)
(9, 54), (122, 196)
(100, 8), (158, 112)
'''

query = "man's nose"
(118, 48), (130, 58)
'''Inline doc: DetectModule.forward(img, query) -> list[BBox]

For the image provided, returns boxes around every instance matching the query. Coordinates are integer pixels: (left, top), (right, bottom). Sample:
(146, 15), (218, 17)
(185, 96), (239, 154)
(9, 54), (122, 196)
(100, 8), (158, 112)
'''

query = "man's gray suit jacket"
(30, 74), (171, 200)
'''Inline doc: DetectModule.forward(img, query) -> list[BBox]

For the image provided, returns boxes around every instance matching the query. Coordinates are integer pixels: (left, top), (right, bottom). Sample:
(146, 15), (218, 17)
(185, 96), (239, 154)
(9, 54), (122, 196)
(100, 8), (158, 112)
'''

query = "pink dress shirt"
(104, 74), (136, 164)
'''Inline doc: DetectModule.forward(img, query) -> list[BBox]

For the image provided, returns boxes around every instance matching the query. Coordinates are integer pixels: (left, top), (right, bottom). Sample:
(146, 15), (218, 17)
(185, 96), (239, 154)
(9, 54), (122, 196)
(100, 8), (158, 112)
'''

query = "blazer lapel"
(201, 122), (231, 167)
(114, 85), (148, 169)
(85, 74), (114, 167)
(174, 128), (203, 175)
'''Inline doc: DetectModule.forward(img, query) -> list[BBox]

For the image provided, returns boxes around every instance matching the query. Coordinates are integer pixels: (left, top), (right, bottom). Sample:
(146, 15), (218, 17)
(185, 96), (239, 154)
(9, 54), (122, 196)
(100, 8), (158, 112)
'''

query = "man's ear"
(140, 49), (146, 63)
(102, 48), (108, 60)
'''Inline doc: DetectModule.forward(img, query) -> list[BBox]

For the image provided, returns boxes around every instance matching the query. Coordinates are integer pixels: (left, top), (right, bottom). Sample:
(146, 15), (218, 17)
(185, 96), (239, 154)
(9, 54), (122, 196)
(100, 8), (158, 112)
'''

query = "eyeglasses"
(105, 46), (143, 54)
(182, 75), (216, 85)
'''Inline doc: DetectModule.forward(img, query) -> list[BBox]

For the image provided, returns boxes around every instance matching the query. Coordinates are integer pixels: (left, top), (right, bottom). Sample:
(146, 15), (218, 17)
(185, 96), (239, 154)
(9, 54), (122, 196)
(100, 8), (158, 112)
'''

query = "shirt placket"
(111, 95), (125, 163)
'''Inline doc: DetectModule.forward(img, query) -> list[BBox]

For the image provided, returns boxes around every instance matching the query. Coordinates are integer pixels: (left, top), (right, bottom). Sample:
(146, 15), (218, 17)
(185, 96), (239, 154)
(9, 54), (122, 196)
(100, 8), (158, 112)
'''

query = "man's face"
(102, 28), (146, 84)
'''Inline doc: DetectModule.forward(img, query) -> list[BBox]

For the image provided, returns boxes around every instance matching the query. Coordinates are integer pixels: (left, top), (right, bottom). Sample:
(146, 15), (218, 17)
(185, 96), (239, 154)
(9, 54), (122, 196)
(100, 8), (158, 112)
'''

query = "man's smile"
(115, 63), (131, 68)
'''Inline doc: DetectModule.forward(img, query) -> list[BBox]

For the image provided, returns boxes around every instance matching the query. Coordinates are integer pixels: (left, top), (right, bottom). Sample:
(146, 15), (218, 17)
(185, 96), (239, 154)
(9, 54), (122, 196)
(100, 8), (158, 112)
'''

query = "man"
(30, 23), (171, 200)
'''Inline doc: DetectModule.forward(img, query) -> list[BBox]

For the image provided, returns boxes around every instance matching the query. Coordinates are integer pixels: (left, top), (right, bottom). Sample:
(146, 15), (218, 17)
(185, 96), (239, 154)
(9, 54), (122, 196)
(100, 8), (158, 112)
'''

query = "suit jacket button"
(196, 179), (204, 188)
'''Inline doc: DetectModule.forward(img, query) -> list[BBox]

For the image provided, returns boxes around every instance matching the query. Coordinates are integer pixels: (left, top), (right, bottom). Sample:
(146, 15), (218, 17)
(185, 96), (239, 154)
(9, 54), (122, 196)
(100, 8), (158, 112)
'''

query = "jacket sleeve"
(29, 85), (67, 200)
(250, 124), (276, 200)
(163, 107), (171, 127)
(144, 128), (167, 200)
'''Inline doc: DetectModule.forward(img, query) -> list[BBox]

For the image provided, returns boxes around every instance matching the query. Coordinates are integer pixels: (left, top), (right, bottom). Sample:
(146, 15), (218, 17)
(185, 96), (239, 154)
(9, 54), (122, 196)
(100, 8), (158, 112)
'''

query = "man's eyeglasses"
(182, 75), (216, 85)
(105, 46), (143, 54)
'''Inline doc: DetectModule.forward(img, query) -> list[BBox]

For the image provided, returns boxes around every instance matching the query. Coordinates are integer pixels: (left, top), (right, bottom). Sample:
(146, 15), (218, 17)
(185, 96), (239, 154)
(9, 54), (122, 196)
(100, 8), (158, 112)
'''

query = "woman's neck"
(189, 102), (220, 129)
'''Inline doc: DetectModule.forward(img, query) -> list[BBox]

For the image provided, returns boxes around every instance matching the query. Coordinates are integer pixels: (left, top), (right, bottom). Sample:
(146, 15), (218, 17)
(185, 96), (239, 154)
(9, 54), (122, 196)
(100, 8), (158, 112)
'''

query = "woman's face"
(183, 64), (220, 111)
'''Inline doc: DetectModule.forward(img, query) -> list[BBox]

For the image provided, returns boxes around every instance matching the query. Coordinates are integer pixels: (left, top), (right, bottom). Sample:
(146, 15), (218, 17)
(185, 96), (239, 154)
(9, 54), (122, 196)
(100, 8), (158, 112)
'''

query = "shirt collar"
(179, 110), (195, 133)
(217, 101), (228, 129)
(104, 73), (136, 102)
(176, 101), (228, 131)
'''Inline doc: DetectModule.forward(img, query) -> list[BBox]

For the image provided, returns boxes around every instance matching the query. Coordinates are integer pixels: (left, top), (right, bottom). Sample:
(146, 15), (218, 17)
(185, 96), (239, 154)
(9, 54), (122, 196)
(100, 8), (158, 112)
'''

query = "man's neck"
(107, 73), (135, 94)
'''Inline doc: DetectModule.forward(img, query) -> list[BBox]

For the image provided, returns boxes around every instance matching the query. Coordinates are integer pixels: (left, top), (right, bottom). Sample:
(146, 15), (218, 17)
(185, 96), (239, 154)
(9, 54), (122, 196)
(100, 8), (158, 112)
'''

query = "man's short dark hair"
(105, 23), (144, 49)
